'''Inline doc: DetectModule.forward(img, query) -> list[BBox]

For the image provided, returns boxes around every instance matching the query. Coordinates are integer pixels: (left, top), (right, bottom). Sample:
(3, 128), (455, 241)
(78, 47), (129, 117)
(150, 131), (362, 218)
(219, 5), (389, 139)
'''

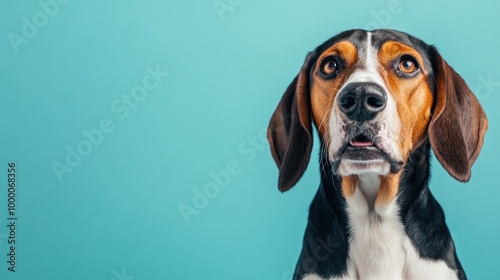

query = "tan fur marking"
(376, 172), (402, 205)
(378, 41), (434, 159)
(311, 41), (358, 139)
(342, 175), (357, 198)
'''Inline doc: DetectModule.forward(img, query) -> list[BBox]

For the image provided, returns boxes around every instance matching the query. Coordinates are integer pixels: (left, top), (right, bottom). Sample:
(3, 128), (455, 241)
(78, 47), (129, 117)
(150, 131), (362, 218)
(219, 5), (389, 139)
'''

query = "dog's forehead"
(314, 29), (430, 61)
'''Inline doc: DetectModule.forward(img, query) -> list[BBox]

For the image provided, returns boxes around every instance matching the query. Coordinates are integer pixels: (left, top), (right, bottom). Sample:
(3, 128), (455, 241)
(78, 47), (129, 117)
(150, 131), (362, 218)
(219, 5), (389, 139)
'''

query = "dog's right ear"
(428, 47), (488, 182)
(267, 53), (316, 192)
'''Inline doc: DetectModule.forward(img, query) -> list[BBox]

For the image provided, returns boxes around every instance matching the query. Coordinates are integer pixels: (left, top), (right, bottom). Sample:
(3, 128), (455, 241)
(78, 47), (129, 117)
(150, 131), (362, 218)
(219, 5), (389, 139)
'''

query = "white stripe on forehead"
(338, 32), (387, 90)
(364, 32), (379, 75)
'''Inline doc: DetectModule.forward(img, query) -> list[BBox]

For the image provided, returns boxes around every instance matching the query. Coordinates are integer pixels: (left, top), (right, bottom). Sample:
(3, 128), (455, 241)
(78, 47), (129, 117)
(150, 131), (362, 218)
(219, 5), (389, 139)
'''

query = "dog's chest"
(346, 185), (407, 279)
(343, 176), (405, 279)
(337, 177), (459, 280)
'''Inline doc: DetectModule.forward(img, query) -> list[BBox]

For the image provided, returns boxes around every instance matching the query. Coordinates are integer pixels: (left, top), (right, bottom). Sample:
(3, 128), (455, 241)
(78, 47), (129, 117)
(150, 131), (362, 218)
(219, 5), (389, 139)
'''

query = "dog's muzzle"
(332, 82), (404, 175)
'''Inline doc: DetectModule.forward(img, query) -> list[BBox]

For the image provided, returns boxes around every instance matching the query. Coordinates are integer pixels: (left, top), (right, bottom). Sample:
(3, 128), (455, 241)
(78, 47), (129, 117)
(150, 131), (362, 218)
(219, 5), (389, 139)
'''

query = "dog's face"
(312, 31), (435, 177)
(268, 29), (487, 199)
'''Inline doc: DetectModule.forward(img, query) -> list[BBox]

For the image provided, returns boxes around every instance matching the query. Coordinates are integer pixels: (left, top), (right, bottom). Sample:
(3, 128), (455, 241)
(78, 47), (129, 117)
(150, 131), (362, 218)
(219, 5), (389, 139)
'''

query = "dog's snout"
(338, 82), (387, 122)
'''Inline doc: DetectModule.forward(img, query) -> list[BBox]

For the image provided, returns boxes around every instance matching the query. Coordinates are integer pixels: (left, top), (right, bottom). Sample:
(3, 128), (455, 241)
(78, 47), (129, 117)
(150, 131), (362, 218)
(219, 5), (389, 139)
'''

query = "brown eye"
(398, 57), (418, 74)
(321, 58), (338, 76)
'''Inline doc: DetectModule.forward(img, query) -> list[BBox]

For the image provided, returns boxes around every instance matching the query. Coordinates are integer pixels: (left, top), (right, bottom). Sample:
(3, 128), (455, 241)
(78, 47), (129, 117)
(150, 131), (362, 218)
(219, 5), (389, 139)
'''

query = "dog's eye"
(397, 56), (419, 75)
(321, 58), (339, 76)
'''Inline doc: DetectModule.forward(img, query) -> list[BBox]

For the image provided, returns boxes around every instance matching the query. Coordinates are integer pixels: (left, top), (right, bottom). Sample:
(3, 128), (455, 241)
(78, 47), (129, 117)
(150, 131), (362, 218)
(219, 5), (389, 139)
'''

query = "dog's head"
(268, 29), (488, 196)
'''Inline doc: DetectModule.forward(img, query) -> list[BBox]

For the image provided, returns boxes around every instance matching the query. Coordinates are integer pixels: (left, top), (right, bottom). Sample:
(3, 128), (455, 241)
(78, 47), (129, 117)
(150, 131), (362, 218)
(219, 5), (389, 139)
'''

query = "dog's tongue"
(350, 140), (374, 147)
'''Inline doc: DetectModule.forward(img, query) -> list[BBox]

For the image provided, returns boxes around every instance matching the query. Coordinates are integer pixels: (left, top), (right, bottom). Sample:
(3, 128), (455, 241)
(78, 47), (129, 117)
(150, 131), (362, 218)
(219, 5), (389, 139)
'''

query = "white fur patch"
(337, 159), (390, 176)
(346, 176), (407, 279)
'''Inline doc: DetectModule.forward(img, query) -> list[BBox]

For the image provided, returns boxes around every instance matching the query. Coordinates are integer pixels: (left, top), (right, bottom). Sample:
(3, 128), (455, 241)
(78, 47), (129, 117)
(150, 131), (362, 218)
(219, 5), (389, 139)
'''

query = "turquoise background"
(1, 0), (499, 279)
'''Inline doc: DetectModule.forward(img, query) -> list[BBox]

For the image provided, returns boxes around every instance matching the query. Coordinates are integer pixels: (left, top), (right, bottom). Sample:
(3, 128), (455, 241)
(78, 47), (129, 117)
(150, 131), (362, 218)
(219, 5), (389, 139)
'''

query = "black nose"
(337, 82), (387, 122)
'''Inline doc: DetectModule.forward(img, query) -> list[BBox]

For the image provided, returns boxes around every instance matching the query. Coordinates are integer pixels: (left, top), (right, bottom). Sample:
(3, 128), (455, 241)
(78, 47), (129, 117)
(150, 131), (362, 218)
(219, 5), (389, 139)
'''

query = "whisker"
(316, 107), (334, 174)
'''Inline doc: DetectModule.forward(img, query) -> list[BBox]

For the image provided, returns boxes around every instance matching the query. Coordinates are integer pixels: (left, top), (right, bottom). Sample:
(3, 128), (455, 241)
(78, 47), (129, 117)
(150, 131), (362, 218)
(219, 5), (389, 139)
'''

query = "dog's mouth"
(349, 133), (374, 148)
(343, 133), (382, 161)
(332, 132), (404, 175)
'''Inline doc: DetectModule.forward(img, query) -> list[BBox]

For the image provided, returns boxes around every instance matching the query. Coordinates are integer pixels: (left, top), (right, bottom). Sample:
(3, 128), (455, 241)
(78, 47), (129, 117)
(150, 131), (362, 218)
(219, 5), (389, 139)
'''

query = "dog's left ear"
(428, 47), (488, 182)
(267, 52), (316, 192)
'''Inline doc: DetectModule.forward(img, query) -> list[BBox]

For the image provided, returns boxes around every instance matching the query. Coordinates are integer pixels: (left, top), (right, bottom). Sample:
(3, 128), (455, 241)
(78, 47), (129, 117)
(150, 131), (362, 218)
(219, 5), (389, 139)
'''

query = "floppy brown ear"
(428, 47), (488, 182)
(267, 53), (315, 192)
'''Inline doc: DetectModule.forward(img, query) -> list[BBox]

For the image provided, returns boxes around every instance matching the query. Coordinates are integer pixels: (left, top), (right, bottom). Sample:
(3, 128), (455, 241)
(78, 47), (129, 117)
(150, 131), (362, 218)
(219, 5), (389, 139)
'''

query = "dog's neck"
(305, 139), (463, 278)
(355, 173), (380, 211)
(296, 139), (465, 279)
(319, 139), (432, 215)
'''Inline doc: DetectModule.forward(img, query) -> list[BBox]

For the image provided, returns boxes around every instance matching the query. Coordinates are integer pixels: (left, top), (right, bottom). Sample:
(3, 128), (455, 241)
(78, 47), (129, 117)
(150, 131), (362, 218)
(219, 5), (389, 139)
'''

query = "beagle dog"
(267, 29), (487, 280)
